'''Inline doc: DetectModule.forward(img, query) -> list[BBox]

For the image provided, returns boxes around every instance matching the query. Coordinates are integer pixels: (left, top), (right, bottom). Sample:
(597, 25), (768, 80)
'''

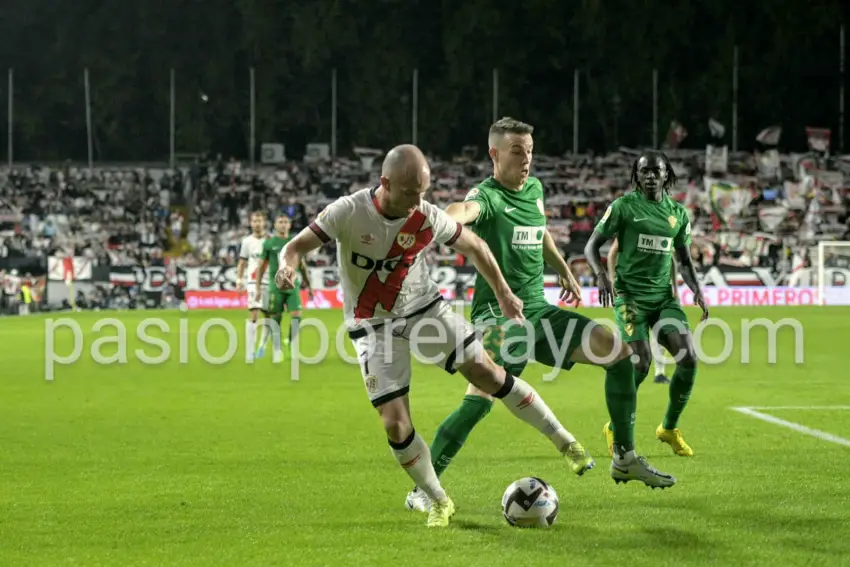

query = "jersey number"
(354, 211), (433, 319)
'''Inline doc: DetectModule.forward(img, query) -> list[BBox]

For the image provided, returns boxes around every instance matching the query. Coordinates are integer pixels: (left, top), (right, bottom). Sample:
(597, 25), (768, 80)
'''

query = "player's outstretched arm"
(674, 245), (707, 319)
(449, 226), (523, 320)
(584, 231), (615, 307)
(276, 228), (324, 290)
(445, 201), (481, 225)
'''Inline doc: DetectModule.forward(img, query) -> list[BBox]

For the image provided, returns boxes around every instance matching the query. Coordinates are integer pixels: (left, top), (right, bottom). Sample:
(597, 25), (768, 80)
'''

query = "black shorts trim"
(444, 332), (478, 375)
(348, 293), (442, 340)
(371, 386), (410, 408)
(348, 324), (384, 340)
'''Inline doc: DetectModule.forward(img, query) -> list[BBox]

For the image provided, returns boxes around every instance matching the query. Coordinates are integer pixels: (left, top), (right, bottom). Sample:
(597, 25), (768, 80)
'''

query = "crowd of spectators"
(1, 148), (849, 281)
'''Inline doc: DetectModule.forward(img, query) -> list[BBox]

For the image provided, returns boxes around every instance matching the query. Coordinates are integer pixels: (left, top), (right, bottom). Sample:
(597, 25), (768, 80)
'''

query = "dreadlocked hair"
(630, 150), (678, 194)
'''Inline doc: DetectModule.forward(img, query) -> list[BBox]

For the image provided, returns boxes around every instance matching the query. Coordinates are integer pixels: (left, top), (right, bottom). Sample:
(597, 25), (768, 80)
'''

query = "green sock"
(289, 316), (301, 343)
(662, 364), (696, 430)
(604, 358), (637, 453)
(430, 395), (493, 477)
(608, 362), (648, 434)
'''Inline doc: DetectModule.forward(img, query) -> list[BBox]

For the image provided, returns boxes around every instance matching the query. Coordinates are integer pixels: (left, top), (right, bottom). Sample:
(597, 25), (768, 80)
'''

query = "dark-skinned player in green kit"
(404, 118), (677, 513)
(584, 150), (709, 461)
(255, 215), (313, 363)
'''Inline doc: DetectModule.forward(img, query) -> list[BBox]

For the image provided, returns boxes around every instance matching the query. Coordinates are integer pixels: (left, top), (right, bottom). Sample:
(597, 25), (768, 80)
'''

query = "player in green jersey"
(608, 238), (678, 385)
(585, 150), (709, 459)
(256, 215), (313, 362)
(405, 119), (676, 512)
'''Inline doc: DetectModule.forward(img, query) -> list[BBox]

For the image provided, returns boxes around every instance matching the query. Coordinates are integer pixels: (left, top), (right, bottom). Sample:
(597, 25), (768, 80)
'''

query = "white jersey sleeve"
(420, 201), (463, 246)
(310, 196), (356, 243)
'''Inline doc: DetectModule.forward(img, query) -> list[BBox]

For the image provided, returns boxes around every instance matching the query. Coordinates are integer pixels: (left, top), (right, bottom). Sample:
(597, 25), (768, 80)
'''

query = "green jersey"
(594, 191), (691, 302)
(465, 176), (548, 318)
(261, 234), (297, 290)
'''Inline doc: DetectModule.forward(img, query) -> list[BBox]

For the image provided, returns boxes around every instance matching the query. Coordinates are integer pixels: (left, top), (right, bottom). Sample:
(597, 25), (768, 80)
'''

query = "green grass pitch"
(1, 306), (848, 566)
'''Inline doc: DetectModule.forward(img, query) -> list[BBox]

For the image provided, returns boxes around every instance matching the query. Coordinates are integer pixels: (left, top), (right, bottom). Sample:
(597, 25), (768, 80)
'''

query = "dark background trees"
(0, 0), (846, 161)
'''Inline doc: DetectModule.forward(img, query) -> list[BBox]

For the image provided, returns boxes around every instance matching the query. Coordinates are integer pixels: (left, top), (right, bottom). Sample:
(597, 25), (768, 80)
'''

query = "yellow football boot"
(563, 441), (595, 476)
(426, 496), (456, 528)
(656, 425), (694, 457)
(603, 421), (614, 457)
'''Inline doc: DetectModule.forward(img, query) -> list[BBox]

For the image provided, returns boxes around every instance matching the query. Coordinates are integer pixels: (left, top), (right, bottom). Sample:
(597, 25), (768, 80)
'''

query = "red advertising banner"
(185, 289), (349, 310)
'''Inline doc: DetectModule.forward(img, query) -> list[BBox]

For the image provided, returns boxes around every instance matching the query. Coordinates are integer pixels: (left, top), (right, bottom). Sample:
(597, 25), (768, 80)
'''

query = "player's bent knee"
(291, 311), (301, 317)
(383, 420), (414, 444)
(573, 323), (633, 367)
(376, 398), (413, 443)
(456, 357), (503, 397)
(664, 332), (698, 369)
(678, 347), (697, 370)
(465, 382), (494, 400)
(634, 355), (650, 378)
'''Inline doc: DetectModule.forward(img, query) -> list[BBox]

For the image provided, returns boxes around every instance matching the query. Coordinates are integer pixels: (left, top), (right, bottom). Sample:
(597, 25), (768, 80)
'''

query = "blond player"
(276, 144), (598, 528)
(237, 211), (268, 360)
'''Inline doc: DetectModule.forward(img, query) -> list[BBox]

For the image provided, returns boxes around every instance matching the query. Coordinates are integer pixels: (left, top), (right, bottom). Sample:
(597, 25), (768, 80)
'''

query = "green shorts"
(269, 287), (302, 314)
(472, 301), (596, 376)
(613, 295), (689, 343)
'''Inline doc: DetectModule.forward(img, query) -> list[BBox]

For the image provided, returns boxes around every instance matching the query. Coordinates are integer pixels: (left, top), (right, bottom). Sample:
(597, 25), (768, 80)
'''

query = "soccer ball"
(501, 477), (559, 528)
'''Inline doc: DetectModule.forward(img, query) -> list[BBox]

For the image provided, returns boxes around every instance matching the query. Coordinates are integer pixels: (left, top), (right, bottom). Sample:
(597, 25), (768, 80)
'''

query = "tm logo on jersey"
(511, 226), (544, 250)
(637, 234), (672, 255)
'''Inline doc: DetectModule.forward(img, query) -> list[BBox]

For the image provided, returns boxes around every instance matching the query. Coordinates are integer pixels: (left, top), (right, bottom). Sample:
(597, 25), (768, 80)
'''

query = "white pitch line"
(744, 406), (850, 410)
(731, 407), (850, 448)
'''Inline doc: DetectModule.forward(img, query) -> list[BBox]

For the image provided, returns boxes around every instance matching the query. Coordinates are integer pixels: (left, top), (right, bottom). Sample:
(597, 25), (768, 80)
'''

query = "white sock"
(614, 449), (638, 465)
(390, 432), (446, 503)
(494, 375), (577, 453)
(258, 319), (271, 349)
(246, 321), (257, 359)
(272, 318), (282, 353)
(655, 358), (666, 376)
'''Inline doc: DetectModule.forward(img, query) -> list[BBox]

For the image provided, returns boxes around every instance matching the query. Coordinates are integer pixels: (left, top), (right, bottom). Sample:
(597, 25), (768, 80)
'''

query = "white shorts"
(247, 285), (269, 311)
(349, 299), (483, 407)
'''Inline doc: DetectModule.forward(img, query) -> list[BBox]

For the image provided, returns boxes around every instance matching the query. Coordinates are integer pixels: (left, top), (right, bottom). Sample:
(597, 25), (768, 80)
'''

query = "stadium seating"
(1, 150), (848, 313)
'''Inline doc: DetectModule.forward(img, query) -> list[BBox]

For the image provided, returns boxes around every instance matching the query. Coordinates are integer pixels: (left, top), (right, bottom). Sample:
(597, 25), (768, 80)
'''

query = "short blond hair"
(488, 117), (534, 147)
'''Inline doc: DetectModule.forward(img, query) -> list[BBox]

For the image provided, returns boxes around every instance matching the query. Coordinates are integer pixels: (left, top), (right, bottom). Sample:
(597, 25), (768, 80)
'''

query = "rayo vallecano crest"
(396, 232), (416, 249)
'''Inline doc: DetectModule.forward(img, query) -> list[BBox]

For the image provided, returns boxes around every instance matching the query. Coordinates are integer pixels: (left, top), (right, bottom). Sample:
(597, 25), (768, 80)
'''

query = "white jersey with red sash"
(305, 187), (480, 406)
(308, 187), (462, 331)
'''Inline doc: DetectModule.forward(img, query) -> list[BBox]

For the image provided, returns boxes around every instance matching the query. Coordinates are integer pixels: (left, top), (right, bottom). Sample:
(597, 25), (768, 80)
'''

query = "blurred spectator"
(0, 148), (846, 276)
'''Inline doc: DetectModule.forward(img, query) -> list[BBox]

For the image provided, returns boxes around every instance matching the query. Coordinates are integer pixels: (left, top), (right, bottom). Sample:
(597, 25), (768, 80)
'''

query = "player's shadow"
(637, 525), (703, 548)
(452, 519), (503, 534)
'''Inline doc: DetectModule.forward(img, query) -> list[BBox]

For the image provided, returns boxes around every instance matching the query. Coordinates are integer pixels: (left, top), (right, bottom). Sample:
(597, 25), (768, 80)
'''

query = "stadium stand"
(1, 148), (849, 314)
